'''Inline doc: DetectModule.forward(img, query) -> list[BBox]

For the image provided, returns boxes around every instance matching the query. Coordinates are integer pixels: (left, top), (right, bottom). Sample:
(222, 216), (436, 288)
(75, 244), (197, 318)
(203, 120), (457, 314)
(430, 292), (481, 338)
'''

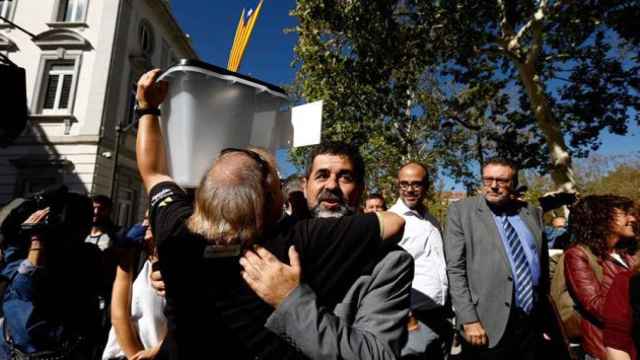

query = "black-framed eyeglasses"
(219, 148), (270, 181)
(399, 181), (425, 190)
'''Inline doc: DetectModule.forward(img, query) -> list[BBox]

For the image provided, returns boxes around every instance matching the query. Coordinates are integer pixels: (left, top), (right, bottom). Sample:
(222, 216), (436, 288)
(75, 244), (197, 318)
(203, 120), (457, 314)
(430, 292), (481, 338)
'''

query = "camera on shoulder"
(1, 186), (92, 251)
(19, 186), (70, 233)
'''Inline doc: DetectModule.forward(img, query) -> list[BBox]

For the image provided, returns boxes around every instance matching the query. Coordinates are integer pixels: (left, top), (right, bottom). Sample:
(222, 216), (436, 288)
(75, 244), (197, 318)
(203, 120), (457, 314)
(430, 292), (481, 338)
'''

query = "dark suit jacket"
(444, 195), (549, 348)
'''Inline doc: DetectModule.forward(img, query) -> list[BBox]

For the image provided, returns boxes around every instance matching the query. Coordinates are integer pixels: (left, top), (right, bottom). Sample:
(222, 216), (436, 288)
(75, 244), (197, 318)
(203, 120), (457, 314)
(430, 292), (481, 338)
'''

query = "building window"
(57, 0), (87, 23)
(0, 0), (15, 23)
(138, 20), (154, 56)
(40, 61), (75, 114)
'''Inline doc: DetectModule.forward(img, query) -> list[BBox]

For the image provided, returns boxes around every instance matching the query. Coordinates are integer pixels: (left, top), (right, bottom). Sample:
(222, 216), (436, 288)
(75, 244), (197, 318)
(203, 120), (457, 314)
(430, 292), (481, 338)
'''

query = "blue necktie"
(502, 216), (533, 313)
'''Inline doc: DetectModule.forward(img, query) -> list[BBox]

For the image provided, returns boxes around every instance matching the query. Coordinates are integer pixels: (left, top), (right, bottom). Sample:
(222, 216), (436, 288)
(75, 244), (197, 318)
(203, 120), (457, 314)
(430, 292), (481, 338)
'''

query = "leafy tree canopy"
(289, 0), (639, 195)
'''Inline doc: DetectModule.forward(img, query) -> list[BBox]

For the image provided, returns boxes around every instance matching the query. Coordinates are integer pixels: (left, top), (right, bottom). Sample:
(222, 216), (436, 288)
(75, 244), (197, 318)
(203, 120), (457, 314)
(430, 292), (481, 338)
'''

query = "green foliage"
(289, 0), (640, 192)
(289, 0), (478, 194)
(424, 0), (640, 169)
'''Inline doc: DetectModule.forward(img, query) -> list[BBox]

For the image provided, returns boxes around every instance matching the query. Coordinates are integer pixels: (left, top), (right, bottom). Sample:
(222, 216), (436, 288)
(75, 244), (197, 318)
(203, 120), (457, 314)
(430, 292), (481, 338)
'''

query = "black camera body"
(0, 186), (71, 250)
(19, 186), (70, 233)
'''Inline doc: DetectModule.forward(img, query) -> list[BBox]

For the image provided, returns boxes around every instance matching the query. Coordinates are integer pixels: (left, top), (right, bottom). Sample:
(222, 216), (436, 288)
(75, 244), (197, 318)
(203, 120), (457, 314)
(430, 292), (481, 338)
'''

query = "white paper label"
(291, 100), (323, 147)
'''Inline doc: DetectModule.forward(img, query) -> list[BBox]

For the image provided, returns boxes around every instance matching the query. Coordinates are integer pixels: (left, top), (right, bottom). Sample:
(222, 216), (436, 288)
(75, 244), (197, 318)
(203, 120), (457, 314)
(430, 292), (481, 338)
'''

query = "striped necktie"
(502, 216), (533, 313)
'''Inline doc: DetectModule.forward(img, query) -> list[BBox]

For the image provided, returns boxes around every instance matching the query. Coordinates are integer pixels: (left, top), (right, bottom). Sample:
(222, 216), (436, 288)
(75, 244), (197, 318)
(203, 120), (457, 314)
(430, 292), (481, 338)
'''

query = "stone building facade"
(0, 0), (197, 226)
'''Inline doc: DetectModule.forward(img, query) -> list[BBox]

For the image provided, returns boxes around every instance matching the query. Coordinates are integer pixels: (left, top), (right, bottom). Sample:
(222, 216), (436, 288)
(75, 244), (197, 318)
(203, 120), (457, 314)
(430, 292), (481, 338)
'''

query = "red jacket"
(564, 245), (636, 360)
(603, 270), (636, 360)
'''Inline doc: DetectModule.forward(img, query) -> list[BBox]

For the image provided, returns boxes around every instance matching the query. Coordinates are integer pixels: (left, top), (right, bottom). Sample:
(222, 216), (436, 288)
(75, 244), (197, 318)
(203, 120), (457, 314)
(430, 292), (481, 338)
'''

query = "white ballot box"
(158, 60), (322, 188)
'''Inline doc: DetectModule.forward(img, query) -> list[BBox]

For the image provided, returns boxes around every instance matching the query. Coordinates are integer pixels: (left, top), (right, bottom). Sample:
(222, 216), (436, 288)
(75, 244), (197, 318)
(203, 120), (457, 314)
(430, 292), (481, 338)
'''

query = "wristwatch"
(134, 104), (161, 119)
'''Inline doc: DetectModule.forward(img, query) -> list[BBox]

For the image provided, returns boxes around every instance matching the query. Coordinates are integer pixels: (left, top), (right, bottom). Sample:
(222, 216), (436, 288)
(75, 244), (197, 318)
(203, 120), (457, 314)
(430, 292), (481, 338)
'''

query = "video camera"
(0, 186), (75, 249)
(19, 186), (71, 232)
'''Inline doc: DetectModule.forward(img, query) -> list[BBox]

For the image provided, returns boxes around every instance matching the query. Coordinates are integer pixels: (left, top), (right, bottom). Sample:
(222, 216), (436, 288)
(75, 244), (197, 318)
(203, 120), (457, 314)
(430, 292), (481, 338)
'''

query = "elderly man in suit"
(444, 157), (549, 360)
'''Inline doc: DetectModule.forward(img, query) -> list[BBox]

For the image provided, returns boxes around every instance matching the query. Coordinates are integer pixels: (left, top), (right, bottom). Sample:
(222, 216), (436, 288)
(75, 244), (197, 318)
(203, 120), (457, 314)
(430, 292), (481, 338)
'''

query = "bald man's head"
(186, 149), (282, 247)
(397, 162), (428, 210)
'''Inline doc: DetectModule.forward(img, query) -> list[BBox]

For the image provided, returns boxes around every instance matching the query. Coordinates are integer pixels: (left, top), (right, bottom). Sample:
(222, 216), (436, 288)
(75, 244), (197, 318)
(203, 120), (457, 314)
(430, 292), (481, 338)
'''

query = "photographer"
(0, 191), (104, 359)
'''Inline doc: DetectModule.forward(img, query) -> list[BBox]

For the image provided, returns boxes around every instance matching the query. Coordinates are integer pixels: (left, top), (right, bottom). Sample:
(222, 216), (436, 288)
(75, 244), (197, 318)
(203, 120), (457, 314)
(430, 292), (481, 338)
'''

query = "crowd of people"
(0, 68), (637, 360)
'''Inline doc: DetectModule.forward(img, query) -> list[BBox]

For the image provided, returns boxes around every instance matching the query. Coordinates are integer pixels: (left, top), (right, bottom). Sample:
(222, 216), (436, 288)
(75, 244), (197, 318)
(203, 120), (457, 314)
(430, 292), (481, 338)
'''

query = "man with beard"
(388, 163), (450, 359)
(241, 142), (414, 359)
(302, 143), (364, 218)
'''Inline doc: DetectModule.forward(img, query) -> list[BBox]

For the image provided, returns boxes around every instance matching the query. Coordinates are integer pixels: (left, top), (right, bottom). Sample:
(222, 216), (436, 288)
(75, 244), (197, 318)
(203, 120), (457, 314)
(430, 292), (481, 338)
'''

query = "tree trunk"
(517, 62), (577, 193)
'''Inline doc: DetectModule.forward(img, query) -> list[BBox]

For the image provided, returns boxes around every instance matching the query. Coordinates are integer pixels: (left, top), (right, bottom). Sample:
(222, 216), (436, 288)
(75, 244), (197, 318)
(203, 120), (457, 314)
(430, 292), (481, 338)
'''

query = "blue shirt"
(492, 213), (541, 310)
(544, 226), (567, 249)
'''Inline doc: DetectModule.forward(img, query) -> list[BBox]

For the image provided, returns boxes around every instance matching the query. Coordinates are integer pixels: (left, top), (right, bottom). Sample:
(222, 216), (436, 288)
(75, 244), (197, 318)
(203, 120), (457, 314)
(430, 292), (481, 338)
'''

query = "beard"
(310, 190), (356, 218)
(311, 203), (355, 218)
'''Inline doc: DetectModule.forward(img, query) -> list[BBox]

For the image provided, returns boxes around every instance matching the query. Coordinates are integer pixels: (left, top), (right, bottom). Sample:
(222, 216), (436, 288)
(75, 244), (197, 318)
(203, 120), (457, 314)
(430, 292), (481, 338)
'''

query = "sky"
(170, 1), (640, 189)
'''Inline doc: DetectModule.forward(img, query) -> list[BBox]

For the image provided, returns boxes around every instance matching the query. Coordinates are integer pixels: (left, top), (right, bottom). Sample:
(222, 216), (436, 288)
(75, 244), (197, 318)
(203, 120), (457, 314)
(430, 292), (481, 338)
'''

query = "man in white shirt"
(389, 162), (451, 359)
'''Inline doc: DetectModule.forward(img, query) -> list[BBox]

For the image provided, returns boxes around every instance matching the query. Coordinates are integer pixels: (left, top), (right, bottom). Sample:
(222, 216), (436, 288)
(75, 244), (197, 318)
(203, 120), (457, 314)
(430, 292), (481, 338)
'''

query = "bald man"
(389, 162), (451, 359)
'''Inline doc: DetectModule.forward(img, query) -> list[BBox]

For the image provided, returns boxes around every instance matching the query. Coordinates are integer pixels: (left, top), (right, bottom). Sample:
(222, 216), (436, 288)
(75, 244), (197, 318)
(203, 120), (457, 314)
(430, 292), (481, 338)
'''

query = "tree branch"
(550, 76), (572, 82)
(497, 0), (515, 38)
(478, 43), (522, 63)
(544, 53), (573, 62)
(525, 0), (546, 66)
(526, 0), (567, 66)
(449, 113), (483, 131)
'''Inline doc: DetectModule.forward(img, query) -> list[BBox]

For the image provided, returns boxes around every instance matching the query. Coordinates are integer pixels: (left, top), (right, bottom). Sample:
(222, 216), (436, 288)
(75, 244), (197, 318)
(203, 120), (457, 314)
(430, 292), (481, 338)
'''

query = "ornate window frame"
(31, 49), (82, 120)
(49, 0), (89, 28)
(33, 28), (92, 50)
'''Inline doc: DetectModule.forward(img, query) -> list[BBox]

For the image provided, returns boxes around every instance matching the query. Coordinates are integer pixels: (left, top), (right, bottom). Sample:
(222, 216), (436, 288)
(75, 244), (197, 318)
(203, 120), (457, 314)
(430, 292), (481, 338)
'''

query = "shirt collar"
(392, 198), (425, 219)
(486, 199), (520, 217)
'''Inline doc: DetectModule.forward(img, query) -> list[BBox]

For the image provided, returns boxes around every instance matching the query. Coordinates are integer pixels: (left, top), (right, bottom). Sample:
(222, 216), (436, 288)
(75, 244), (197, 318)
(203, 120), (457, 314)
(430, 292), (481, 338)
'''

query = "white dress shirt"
(389, 199), (448, 310)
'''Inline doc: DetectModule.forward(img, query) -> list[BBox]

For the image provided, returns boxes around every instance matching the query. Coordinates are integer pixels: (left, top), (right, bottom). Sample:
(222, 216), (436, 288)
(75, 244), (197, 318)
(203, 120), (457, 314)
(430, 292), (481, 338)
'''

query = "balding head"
(187, 149), (283, 247)
(397, 162), (428, 210)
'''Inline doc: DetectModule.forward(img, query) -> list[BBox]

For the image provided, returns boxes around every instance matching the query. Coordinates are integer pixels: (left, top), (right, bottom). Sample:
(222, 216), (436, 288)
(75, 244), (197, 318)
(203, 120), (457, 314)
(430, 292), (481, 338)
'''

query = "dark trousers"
(461, 307), (541, 360)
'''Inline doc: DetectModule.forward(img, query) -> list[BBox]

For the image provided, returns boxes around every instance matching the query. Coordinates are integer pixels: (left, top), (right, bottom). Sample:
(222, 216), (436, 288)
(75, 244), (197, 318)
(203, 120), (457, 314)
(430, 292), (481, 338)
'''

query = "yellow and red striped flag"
(227, 0), (264, 72)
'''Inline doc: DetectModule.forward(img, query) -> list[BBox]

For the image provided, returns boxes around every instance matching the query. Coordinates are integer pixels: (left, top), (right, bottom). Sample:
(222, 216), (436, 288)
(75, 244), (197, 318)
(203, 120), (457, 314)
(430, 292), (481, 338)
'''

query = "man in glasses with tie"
(444, 158), (549, 359)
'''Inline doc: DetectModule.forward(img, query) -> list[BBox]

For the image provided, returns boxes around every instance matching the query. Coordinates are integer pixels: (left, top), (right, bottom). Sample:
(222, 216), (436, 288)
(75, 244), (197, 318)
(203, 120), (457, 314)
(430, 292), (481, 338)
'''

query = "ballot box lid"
(160, 59), (287, 98)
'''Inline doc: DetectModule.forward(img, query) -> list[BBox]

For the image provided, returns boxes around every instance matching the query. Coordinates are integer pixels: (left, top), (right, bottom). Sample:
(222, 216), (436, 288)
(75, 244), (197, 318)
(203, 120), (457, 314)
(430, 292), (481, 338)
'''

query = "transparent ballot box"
(158, 60), (290, 188)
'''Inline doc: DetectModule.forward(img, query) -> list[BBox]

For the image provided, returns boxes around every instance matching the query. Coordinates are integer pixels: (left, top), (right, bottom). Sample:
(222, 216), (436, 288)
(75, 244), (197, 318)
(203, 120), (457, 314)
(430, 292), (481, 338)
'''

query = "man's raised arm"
(377, 211), (405, 244)
(135, 69), (172, 192)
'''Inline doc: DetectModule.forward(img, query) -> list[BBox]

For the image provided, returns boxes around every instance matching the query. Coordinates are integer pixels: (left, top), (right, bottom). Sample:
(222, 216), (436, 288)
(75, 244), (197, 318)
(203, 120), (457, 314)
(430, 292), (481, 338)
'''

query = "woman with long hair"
(603, 205), (640, 360)
(565, 195), (637, 360)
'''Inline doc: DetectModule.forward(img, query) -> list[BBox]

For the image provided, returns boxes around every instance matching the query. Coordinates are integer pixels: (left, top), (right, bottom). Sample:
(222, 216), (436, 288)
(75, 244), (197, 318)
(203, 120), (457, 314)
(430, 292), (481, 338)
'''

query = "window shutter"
(43, 74), (59, 109)
(59, 74), (73, 109)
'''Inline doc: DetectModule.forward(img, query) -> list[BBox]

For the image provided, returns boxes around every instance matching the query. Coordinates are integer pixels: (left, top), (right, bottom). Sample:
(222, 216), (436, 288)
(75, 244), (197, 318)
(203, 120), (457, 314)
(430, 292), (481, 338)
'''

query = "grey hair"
(186, 155), (265, 246)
